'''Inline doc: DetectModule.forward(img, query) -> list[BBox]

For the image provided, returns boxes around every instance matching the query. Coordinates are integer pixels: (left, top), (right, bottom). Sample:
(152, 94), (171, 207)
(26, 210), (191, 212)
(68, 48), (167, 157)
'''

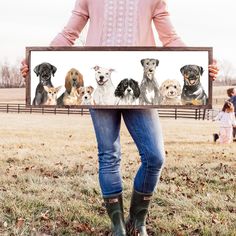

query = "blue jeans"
(90, 109), (165, 197)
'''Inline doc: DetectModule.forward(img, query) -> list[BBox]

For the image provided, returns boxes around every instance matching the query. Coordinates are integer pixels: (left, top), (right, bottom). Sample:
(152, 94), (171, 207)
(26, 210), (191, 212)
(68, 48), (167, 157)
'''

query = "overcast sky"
(0, 0), (235, 65)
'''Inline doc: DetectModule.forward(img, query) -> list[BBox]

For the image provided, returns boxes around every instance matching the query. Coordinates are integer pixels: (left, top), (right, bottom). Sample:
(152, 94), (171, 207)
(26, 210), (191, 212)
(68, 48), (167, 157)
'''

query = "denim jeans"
(90, 109), (165, 197)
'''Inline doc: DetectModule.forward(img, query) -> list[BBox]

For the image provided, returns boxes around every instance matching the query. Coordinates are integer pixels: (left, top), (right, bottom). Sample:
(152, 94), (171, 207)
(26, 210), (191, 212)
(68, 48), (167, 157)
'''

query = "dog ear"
(34, 64), (41, 77)
(132, 80), (140, 98)
(198, 66), (204, 75)
(93, 66), (100, 71)
(141, 59), (145, 66)
(156, 59), (159, 66)
(109, 68), (115, 73)
(88, 85), (94, 92)
(56, 86), (62, 93)
(77, 72), (84, 88)
(50, 64), (57, 76)
(180, 65), (188, 75)
(65, 71), (71, 93)
(114, 81), (124, 97)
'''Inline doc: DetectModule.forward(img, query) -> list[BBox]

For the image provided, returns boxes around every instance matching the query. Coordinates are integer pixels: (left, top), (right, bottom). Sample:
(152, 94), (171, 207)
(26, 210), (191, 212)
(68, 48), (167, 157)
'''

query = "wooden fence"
(0, 103), (219, 120)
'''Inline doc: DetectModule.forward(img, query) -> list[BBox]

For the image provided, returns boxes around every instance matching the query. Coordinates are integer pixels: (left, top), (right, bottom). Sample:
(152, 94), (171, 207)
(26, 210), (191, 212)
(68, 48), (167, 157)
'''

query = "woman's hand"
(20, 59), (29, 78)
(209, 59), (219, 81)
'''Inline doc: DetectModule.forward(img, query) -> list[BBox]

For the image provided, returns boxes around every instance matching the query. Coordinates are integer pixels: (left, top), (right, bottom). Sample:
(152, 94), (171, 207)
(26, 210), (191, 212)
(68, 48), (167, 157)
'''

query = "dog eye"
(98, 71), (101, 74)
(71, 72), (73, 75)
(87, 91), (90, 94)
(166, 86), (169, 89)
(146, 62), (149, 65)
(106, 73), (109, 75)
(174, 86), (177, 89)
(75, 72), (78, 75)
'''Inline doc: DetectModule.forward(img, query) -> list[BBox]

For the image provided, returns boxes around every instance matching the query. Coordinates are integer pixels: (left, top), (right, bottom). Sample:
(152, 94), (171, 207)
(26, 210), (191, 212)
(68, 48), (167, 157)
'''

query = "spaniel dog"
(160, 79), (182, 105)
(57, 68), (84, 106)
(115, 78), (140, 105)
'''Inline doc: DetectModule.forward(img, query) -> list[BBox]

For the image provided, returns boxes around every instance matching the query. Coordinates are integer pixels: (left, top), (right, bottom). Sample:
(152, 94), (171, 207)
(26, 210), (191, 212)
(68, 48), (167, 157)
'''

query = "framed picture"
(26, 47), (213, 109)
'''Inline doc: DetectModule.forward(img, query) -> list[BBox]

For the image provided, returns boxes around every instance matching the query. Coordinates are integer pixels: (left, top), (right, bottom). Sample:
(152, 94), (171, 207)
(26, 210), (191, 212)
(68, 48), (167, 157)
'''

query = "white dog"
(93, 66), (116, 105)
(160, 79), (182, 105)
(77, 86), (94, 105)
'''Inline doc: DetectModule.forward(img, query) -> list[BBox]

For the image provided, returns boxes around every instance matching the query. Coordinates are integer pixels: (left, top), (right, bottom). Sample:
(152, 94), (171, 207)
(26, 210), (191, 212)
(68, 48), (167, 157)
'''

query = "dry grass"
(0, 113), (235, 236)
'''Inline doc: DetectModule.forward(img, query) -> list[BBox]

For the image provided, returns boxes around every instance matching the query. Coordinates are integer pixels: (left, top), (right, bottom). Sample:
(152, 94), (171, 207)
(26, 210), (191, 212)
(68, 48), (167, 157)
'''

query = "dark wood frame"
(26, 46), (213, 109)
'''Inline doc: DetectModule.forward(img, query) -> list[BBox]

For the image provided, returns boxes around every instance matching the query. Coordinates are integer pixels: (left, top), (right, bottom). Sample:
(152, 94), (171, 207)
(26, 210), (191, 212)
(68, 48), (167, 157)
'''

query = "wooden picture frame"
(26, 46), (213, 109)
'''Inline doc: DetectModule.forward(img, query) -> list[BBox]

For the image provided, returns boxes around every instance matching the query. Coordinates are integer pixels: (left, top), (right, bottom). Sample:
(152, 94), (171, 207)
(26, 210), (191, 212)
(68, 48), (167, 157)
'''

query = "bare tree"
(218, 59), (236, 85)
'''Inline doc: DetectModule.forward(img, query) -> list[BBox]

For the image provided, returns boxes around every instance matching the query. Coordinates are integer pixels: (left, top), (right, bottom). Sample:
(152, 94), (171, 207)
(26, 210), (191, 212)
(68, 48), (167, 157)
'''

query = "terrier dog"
(33, 62), (57, 105)
(115, 78), (140, 105)
(180, 65), (208, 105)
(43, 86), (62, 105)
(159, 79), (182, 105)
(77, 86), (94, 105)
(139, 58), (160, 105)
(93, 66), (116, 105)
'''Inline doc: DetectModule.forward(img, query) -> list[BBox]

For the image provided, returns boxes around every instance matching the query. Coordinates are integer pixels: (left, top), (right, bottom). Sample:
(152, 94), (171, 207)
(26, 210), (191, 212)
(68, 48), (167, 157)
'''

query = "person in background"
(227, 87), (236, 141)
(21, 0), (219, 235)
(213, 101), (236, 144)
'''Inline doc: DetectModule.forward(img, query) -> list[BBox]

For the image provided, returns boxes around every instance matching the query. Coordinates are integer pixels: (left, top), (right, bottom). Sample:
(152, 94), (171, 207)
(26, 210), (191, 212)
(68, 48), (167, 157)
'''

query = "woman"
(21, 0), (219, 235)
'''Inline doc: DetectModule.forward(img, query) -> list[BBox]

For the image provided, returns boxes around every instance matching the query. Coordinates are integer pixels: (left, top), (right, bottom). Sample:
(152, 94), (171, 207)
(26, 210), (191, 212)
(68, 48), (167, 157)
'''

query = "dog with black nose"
(180, 64), (208, 105)
(115, 78), (140, 105)
(33, 62), (57, 105)
(139, 58), (160, 105)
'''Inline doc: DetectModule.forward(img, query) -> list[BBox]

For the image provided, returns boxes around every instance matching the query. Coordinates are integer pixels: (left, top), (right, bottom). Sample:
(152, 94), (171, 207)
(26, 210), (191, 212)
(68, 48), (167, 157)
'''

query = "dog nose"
(73, 78), (77, 81)
(99, 76), (104, 80)
(84, 96), (88, 99)
(170, 91), (174, 94)
(127, 89), (131, 92)
(149, 69), (153, 72)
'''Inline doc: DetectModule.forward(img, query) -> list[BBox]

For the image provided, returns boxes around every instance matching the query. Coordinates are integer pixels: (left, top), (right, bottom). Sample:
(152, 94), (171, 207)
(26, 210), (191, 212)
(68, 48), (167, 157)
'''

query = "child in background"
(213, 101), (236, 144)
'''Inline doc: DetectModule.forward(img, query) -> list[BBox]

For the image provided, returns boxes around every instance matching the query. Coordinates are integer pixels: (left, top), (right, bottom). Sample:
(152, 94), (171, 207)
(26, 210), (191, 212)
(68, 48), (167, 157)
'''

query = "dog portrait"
(77, 86), (94, 105)
(58, 68), (84, 106)
(180, 64), (208, 105)
(160, 79), (182, 105)
(139, 58), (160, 105)
(33, 62), (57, 105)
(93, 65), (116, 105)
(28, 47), (212, 109)
(115, 78), (140, 105)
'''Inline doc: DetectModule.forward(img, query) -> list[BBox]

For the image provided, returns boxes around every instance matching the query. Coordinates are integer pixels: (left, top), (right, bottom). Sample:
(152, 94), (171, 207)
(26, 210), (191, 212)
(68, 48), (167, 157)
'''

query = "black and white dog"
(33, 62), (57, 105)
(180, 64), (208, 105)
(115, 78), (140, 105)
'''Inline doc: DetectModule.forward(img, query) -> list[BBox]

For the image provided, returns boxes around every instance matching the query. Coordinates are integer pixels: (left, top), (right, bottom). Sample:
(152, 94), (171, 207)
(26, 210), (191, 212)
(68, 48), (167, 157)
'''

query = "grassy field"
(0, 113), (235, 236)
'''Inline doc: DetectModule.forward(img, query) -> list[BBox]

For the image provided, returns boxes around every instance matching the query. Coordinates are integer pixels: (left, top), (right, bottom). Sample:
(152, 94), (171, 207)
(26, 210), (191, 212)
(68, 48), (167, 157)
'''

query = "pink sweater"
(51, 0), (185, 47)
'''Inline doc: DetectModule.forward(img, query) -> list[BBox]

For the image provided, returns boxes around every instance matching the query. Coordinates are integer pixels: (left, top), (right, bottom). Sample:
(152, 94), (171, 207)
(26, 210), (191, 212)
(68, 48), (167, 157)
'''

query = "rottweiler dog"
(180, 64), (208, 105)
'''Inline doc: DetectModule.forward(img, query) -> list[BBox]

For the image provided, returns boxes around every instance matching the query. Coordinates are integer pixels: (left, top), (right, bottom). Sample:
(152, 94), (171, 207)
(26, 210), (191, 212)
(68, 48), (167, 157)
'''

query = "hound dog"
(160, 79), (182, 105)
(139, 58), (160, 105)
(93, 66), (116, 105)
(57, 68), (84, 106)
(180, 65), (208, 105)
(33, 62), (57, 105)
(114, 78), (140, 105)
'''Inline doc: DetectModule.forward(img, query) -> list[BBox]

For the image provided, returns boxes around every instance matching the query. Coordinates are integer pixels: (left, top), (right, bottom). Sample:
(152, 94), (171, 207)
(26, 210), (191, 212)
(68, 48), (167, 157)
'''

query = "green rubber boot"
(104, 193), (127, 236)
(126, 190), (153, 236)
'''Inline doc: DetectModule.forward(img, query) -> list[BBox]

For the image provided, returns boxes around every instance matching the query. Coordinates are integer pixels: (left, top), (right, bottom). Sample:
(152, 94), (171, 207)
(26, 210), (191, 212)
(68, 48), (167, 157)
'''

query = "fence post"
(68, 107), (70, 115)
(195, 109), (197, 120)
(7, 104), (9, 113)
(175, 108), (177, 119)
(18, 104), (20, 113)
(203, 109), (206, 120)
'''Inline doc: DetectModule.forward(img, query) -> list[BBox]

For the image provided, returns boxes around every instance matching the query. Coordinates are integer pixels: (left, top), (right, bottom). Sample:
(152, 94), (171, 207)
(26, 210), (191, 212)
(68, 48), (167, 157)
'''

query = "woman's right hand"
(20, 59), (29, 78)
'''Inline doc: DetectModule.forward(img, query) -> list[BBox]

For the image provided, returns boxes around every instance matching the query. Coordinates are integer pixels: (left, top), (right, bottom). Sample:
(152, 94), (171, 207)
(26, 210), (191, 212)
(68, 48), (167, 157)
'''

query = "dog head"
(115, 78), (140, 98)
(43, 86), (62, 99)
(160, 79), (182, 99)
(141, 58), (159, 80)
(93, 66), (115, 86)
(34, 63), (57, 85)
(78, 86), (94, 102)
(180, 65), (204, 86)
(65, 68), (84, 94)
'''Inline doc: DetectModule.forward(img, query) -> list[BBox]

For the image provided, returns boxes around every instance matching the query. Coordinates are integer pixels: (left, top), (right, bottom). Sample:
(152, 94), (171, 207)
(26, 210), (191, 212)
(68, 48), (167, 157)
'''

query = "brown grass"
(0, 113), (235, 235)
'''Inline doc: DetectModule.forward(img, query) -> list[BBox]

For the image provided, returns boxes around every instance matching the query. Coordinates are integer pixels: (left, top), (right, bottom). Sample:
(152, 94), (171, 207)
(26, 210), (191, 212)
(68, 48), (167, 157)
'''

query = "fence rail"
(0, 103), (219, 120)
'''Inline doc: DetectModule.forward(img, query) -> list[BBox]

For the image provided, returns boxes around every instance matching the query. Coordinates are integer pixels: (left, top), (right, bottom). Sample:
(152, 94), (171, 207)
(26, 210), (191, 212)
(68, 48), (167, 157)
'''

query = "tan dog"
(57, 68), (84, 106)
(43, 86), (62, 105)
(77, 86), (94, 105)
(160, 79), (182, 105)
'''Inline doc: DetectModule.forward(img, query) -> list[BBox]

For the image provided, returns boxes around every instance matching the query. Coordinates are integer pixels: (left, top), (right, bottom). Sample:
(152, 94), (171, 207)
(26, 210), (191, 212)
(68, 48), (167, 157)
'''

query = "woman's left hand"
(209, 59), (219, 81)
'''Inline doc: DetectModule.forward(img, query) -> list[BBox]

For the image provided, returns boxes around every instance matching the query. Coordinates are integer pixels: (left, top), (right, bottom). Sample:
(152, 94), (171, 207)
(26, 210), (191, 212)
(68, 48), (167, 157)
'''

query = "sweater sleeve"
(50, 0), (89, 46)
(152, 0), (185, 47)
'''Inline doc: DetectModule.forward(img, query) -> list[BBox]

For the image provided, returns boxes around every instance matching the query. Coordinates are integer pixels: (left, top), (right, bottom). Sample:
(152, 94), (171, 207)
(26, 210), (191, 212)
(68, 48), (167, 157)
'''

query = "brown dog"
(57, 68), (84, 106)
